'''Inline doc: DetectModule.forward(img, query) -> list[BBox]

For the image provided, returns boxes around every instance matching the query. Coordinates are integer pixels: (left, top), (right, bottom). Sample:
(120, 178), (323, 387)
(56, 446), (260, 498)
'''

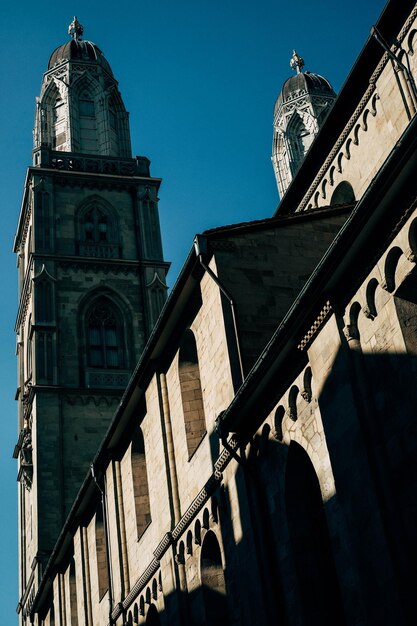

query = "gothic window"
(37, 332), (54, 383)
(95, 506), (109, 600)
(83, 207), (108, 243)
(78, 203), (120, 259)
(53, 97), (66, 150)
(131, 428), (151, 539)
(179, 329), (207, 459)
(78, 92), (98, 153)
(35, 278), (54, 323)
(87, 298), (124, 369)
(287, 113), (312, 176)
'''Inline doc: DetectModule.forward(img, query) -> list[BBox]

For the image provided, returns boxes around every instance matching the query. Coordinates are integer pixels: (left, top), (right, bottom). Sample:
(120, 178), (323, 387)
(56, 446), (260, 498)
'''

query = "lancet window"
(86, 298), (124, 369)
(78, 203), (120, 259)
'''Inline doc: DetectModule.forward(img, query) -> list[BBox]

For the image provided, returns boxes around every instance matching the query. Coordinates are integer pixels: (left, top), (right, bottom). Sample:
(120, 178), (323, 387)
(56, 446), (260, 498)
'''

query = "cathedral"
(14, 2), (417, 625)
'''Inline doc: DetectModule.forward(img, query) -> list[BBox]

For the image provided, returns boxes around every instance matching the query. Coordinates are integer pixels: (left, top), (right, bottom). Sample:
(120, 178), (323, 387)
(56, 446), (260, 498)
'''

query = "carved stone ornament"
(343, 324), (360, 342)
(405, 247), (416, 263)
(301, 388), (312, 403)
(18, 429), (33, 490)
(362, 305), (375, 320)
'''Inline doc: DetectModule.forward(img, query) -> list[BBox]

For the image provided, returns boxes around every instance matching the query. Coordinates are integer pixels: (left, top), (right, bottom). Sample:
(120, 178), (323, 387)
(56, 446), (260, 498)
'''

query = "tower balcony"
(32, 146), (151, 177)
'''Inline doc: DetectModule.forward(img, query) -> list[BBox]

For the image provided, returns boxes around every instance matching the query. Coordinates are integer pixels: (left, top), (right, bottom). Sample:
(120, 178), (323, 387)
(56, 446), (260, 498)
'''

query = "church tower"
(14, 17), (168, 619)
(272, 51), (336, 199)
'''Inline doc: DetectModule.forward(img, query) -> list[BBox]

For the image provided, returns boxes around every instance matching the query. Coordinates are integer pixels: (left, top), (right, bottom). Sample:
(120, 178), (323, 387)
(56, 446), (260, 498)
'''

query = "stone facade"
(14, 21), (168, 624)
(17, 2), (417, 626)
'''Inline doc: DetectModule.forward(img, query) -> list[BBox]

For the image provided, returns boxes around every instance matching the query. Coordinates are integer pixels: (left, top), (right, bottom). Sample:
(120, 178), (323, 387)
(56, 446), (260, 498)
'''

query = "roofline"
(29, 200), (354, 615)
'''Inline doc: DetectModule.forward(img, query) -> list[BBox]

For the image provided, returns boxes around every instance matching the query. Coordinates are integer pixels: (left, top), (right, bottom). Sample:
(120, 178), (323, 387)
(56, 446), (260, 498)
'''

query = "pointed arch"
(286, 112), (313, 176)
(34, 268), (55, 324)
(179, 329), (207, 459)
(79, 288), (133, 388)
(131, 427), (151, 539)
(86, 296), (124, 369)
(106, 87), (132, 157)
(71, 73), (102, 154)
(39, 80), (66, 150)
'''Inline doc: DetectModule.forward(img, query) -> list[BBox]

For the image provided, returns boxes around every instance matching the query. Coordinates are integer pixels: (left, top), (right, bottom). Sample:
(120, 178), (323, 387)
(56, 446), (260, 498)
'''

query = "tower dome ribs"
(34, 18), (130, 158)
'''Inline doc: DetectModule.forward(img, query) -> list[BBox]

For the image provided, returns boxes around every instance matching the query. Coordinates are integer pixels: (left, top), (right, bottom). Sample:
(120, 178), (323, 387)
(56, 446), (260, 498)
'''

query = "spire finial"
(68, 16), (84, 41)
(290, 50), (305, 74)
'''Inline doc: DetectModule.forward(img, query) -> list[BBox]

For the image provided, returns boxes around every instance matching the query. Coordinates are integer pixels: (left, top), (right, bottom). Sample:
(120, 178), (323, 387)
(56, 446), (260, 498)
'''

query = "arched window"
(200, 531), (228, 626)
(287, 113), (314, 176)
(78, 202), (120, 258)
(78, 91), (98, 154)
(35, 278), (54, 323)
(86, 297), (124, 369)
(95, 506), (109, 600)
(179, 329), (206, 459)
(53, 97), (66, 150)
(131, 428), (151, 539)
(36, 331), (54, 383)
(330, 181), (356, 205)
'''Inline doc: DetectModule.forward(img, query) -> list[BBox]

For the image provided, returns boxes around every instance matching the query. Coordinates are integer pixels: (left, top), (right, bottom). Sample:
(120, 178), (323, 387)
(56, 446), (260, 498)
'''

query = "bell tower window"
(77, 202), (120, 259)
(87, 298), (124, 369)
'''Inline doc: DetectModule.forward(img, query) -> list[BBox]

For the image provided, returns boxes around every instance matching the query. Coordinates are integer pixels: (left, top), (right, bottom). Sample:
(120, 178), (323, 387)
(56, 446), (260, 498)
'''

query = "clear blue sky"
(0, 0), (386, 621)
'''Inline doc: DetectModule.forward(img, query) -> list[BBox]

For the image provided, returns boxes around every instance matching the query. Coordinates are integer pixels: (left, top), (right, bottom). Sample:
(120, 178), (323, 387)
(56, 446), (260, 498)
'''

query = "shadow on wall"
(319, 348), (417, 626)
(217, 349), (417, 626)
(127, 349), (417, 626)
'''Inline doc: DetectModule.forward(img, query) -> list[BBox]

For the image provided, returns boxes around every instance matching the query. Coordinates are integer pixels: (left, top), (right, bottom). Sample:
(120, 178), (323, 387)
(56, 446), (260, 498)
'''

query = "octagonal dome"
(48, 39), (113, 76)
(274, 71), (335, 115)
